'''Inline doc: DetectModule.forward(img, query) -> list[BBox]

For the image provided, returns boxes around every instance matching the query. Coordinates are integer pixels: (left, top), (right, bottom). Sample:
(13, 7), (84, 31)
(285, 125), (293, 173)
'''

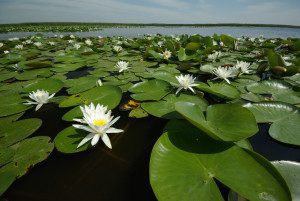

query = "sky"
(0, 0), (300, 25)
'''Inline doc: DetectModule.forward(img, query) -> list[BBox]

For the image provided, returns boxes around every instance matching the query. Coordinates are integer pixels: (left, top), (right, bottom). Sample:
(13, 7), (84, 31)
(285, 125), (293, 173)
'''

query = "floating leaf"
(150, 120), (290, 201)
(142, 94), (208, 119)
(54, 126), (91, 153)
(175, 102), (258, 141)
(243, 102), (298, 123)
(269, 113), (300, 146)
(59, 85), (122, 108)
(272, 161), (300, 200)
(0, 118), (42, 147)
(22, 78), (63, 94)
(128, 79), (172, 101)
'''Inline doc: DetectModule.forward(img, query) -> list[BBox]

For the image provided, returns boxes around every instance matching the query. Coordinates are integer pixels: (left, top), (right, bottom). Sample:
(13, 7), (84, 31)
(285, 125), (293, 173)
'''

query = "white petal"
(49, 93), (55, 99)
(188, 87), (196, 94)
(91, 134), (100, 146)
(73, 118), (86, 123)
(106, 127), (124, 133)
(77, 133), (95, 148)
(35, 104), (43, 111)
(175, 87), (183, 95)
(224, 78), (231, 84)
(101, 133), (112, 149)
(73, 124), (95, 133)
(108, 116), (120, 127)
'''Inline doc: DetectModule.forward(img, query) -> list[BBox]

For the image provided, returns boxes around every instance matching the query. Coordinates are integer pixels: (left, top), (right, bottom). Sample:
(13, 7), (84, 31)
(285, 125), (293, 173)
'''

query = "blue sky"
(0, 0), (300, 25)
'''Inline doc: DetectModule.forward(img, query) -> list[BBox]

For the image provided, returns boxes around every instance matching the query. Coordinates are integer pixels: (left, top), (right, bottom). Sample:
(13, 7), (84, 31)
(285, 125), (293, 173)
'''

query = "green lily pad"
(269, 113), (300, 146)
(129, 79), (172, 101)
(196, 82), (240, 100)
(243, 102), (298, 123)
(150, 120), (291, 201)
(59, 85), (122, 108)
(272, 161), (300, 201)
(22, 78), (64, 94)
(142, 94), (208, 119)
(175, 102), (258, 141)
(54, 126), (91, 153)
(65, 76), (98, 94)
(247, 80), (300, 104)
(0, 118), (42, 147)
(0, 91), (30, 117)
(0, 136), (54, 196)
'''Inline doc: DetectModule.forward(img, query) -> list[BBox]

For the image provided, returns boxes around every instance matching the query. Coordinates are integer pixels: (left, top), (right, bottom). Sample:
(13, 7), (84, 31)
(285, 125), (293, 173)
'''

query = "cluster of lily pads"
(0, 32), (299, 200)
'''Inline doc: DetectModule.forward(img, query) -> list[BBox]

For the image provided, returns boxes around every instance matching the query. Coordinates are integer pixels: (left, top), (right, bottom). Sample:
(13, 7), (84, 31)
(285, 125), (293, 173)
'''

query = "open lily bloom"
(175, 74), (199, 94)
(24, 89), (55, 111)
(85, 39), (92, 46)
(235, 61), (252, 74)
(207, 51), (222, 62)
(73, 103), (123, 149)
(161, 50), (172, 60)
(212, 66), (238, 84)
(115, 61), (130, 72)
(113, 45), (123, 52)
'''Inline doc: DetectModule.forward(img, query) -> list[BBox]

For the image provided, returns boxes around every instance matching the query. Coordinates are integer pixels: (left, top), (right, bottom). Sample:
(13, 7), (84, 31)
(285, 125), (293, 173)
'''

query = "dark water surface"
(2, 101), (300, 201)
(1, 26), (300, 40)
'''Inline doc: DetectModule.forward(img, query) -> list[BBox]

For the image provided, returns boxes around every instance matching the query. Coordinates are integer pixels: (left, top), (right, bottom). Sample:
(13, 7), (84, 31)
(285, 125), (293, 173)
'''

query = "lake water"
(1, 26), (300, 40)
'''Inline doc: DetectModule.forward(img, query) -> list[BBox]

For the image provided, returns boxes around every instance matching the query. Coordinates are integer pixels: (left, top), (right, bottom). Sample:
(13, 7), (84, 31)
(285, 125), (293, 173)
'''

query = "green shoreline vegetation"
(0, 22), (300, 33)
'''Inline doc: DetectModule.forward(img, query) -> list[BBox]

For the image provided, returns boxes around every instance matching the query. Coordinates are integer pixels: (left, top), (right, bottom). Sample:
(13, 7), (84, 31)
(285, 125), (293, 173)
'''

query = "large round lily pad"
(54, 126), (91, 153)
(142, 93), (208, 119)
(269, 113), (300, 146)
(175, 102), (258, 141)
(59, 85), (122, 108)
(243, 102), (298, 123)
(272, 161), (300, 201)
(150, 120), (291, 201)
(22, 78), (64, 94)
(0, 118), (42, 147)
(0, 136), (54, 196)
(0, 91), (30, 117)
(128, 79), (172, 101)
(196, 82), (240, 100)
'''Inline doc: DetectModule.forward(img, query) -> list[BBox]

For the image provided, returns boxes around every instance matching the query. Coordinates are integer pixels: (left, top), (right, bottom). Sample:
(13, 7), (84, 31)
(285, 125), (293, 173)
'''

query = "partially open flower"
(24, 89), (55, 111)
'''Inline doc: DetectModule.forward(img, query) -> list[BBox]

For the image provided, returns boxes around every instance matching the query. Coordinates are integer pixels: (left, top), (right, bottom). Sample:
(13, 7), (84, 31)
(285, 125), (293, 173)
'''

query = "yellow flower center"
(93, 119), (108, 126)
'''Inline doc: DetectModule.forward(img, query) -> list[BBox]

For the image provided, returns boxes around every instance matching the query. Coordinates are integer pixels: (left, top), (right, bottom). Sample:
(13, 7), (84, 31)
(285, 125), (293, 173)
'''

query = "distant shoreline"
(1, 22), (300, 28)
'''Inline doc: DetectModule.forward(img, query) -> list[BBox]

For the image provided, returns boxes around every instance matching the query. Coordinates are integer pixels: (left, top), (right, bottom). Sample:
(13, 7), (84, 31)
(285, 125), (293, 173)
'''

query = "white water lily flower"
(207, 51), (222, 62)
(161, 50), (172, 60)
(115, 61), (130, 72)
(73, 43), (81, 50)
(0, 42), (3, 47)
(9, 37), (19, 41)
(48, 41), (55, 46)
(73, 103), (123, 149)
(24, 89), (55, 111)
(235, 61), (252, 74)
(96, 79), (103, 86)
(34, 42), (42, 47)
(59, 35), (64, 38)
(249, 37), (256, 42)
(15, 45), (23, 49)
(4, 50), (9, 54)
(25, 40), (32, 44)
(212, 66), (238, 84)
(68, 40), (74, 44)
(70, 35), (75, 39)
(98, 36), (103, 39)
(174, 74), (199, 94)
(113, 45), (123, 53)
(234, 40), (239, 50)
(85, 39), (92, 46)
(157, 41), (163, 47)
